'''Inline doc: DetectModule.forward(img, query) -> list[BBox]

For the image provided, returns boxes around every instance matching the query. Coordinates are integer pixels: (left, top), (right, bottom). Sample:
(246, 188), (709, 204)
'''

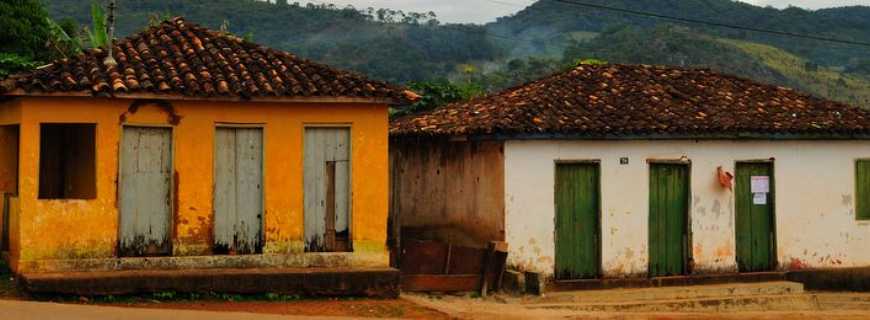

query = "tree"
(46, 17), (83, 60)
(84, 1), (109, 48)
(0, 0), (57, 79)
(393, 80), (484, 117)
(847, 59), (870, 76)
(0, 0), (53, 60)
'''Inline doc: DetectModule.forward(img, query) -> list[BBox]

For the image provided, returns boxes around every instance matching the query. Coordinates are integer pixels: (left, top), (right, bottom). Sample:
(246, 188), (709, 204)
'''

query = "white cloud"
(302, 0), (535, 23)
(300, 0), (870, 24)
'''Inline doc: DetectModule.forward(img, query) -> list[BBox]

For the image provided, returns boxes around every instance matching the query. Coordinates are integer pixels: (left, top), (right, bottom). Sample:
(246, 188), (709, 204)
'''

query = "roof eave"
(1, 90), (401, 105)
(391, 131), (870, 141)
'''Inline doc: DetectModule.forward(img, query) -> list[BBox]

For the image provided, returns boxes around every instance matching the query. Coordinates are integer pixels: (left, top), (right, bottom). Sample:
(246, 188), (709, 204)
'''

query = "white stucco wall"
(504, 139), (870, 279)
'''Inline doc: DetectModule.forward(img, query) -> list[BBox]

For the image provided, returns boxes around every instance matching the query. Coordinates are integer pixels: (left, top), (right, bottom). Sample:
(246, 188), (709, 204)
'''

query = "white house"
(390, 64), (870, 283)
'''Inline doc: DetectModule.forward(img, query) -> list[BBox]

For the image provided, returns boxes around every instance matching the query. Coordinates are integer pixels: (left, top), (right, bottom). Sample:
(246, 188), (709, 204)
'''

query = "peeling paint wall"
(10, 97), (390, 272)
(505, 139), (870, 279)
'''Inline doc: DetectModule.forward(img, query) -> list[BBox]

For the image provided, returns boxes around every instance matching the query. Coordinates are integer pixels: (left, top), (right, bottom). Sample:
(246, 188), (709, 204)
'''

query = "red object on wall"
(718, 166), (734, 191)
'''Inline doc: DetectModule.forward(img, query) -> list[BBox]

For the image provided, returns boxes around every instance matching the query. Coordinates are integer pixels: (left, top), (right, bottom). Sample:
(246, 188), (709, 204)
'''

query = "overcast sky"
(301, 0), (870, 23)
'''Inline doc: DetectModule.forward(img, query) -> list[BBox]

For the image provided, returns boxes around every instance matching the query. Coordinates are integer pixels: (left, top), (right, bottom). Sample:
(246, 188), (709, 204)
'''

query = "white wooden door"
(214, 127), (263, 254)
(119, 127), (172, 257)
(304, 127), (350, 252)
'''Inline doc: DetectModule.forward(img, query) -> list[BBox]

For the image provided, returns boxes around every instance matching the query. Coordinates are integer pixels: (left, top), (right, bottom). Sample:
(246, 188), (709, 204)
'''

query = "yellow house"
(0, 17), (415, 296)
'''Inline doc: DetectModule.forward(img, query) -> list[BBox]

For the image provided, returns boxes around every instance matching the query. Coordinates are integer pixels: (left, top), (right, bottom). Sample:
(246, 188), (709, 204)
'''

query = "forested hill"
(488, 0), (870, 67)
(43, 0), (870, 108)
(46, 0), (501, 83)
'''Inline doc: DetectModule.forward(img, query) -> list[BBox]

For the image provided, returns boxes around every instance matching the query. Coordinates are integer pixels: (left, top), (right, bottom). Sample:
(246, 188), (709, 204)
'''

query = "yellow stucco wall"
(10, 96), (389, 272)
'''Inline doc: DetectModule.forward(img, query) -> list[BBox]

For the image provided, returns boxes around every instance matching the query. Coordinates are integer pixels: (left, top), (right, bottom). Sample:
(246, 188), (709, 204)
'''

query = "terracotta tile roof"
(391, 64), (870, 138)
(1, 17), (416, 104)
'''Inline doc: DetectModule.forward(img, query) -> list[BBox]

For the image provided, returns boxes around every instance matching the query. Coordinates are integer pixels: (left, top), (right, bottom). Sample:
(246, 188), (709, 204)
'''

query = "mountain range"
(45, 0), (870, 107)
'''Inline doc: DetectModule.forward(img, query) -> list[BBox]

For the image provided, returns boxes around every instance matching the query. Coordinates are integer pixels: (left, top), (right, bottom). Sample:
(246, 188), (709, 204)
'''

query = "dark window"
(857, 160), (870, 221)
(39, 124), (96, 199)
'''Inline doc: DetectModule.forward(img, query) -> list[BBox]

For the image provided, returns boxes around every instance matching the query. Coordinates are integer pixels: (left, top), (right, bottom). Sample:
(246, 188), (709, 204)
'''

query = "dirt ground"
(109, 298), (451, 319)
(3, 260), (869, 319)
(0, 261), (449, 319)
(403, 293), (870, 320)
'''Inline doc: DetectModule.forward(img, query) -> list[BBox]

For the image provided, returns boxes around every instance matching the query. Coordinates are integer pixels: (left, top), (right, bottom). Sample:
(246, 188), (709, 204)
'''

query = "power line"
(549, 0), (870, 48)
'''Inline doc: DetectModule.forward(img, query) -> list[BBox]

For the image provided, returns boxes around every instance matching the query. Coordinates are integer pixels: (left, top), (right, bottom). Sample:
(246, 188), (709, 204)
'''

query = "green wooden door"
(555, 163), (601, 280)
(735, 162), (775, 272)
(649, 164), (689, 277)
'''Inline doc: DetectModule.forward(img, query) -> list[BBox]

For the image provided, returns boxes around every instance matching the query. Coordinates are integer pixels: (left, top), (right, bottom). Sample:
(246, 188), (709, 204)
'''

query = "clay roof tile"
(1, 17), (412, 104)
(391, 64), (870, 138)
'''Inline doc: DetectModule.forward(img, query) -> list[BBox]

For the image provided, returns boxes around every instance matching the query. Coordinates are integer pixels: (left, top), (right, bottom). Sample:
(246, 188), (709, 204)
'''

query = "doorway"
(735, 162), (776, 272)
(304, 127), (351, 252)
(648, 163), (690, 277)
(554, 162), (601, 280)
(213, 126), (264, 254)
(119, 126), (173, 257)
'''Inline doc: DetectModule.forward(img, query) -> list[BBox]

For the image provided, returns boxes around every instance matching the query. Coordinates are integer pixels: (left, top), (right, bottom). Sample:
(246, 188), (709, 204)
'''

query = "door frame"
(302, 124), (354, 252)
(647, 159), (693, 276)
(553, 159), (603, 279)
(734, 159), (778, 271)
(116, 124), (176, 257)
(213, 123), (267, 254)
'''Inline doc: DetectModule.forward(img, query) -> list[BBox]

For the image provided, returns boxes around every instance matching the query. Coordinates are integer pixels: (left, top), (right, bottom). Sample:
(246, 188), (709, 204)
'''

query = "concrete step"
(21, 267), (400, 297)
(814, 293), (870, 310)
(528, 293), (817, 313)
(532, 281), (804, 304)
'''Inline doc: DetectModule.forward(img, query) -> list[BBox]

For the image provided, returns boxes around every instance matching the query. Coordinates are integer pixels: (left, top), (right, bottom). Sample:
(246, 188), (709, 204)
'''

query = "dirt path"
(403, 293), (870, 320)
(110, 298), (451, 319)
(0, 299), (369, 320)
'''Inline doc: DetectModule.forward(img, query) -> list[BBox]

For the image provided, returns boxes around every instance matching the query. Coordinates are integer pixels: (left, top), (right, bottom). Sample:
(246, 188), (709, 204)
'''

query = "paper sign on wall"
(751, 176), (770, 193)
(753, 193), (767, 205)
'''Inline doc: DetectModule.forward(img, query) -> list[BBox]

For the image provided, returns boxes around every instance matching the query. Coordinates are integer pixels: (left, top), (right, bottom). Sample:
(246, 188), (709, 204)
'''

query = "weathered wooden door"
(214, 127), (264, 254)
(119, 127), (172, 257)
(735, 162), (775, 272)
(649, 163), (690, 277)
(555, 163), (601, 280)
(304, 127), (351, 252)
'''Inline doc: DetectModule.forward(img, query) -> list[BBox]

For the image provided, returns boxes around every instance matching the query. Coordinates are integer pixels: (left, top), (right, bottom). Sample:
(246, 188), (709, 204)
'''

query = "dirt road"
(115, 298), (450, 319)
(0, 299), (388, 320)
(403, 293), (870, 320)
